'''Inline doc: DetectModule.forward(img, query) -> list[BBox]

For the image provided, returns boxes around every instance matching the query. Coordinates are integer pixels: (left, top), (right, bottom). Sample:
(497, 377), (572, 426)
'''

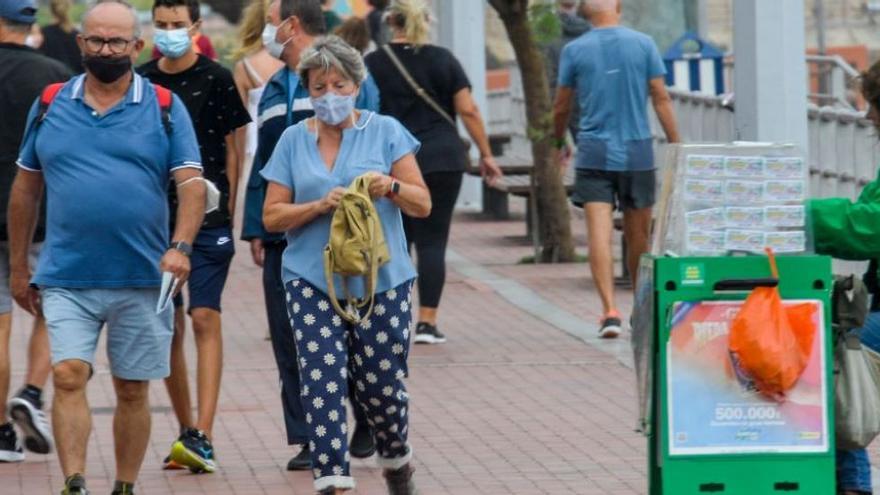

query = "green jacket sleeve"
(808, 178), (880, 260)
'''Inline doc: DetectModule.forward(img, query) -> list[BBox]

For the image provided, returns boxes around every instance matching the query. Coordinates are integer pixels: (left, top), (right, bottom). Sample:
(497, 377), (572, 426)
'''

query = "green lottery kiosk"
(635, 144), (836, 494)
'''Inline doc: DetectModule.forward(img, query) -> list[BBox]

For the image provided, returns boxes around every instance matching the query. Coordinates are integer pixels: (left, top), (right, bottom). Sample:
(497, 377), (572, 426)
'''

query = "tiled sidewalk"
(2, 198), (647, 494)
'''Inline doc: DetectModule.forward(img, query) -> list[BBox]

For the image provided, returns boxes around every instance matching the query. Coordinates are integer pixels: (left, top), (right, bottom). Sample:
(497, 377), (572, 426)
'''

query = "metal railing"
(486, 67), (879, 201)
(663, 88), (879, 201)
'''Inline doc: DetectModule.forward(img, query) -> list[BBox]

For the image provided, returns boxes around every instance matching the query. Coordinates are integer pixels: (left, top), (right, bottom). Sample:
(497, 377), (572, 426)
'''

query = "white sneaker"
(8, 396), (54, 454)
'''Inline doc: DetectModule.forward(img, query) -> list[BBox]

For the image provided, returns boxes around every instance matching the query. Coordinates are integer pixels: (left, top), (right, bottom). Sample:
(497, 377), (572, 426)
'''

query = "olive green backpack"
(323, 174), (391, 323)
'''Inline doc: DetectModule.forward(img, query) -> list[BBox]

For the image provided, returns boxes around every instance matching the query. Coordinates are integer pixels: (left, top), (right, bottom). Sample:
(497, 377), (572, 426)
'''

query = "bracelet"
(553, 137), (567, 150)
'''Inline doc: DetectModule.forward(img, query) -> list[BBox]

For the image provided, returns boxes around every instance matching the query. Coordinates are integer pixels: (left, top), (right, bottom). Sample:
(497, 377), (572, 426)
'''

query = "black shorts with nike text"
(173, 225), (235, 312)
(569, 168), (656, 211)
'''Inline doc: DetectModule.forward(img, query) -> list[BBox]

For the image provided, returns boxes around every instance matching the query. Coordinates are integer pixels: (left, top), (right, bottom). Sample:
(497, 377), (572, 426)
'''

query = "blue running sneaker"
(170, 428), (217, 474)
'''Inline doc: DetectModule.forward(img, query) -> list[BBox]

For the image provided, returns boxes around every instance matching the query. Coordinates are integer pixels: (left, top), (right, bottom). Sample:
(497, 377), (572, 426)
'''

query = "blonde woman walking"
(365, 0), (502, 345)
(39, 0), (81, 72)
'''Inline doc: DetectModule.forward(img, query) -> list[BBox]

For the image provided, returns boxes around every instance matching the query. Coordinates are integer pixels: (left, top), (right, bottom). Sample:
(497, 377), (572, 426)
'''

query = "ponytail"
(387, 0), (430, 47)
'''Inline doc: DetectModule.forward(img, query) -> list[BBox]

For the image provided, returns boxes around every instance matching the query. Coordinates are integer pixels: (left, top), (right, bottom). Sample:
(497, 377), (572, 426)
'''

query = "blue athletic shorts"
(173, 225), (235, 312)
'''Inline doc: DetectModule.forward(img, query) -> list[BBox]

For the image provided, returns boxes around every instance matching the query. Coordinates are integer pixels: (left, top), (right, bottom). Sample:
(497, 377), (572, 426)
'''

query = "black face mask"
(82, 55), (132, 84)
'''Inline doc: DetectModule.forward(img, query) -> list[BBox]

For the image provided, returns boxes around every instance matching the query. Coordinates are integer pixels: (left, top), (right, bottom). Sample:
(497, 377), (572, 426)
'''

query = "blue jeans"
(837, 311), (880, 493)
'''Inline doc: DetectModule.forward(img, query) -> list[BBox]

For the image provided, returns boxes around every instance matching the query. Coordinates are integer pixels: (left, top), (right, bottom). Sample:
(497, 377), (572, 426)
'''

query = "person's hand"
(367, 173), (394, 199)
(320, 187), (346, 214)
(479, 156), (503, 187)
(250, 238), (264, 267)
(160, 248), (191, 286)
(554, 143), (572, 172)
(10, 268), (40, 316)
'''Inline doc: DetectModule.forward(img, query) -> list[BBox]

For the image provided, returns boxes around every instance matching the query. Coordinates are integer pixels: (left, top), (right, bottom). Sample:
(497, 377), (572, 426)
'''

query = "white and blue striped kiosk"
(664, 32), (725, 95)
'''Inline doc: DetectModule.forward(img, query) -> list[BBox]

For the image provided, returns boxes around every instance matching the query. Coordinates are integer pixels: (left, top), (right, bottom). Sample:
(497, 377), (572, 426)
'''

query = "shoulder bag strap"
(381, 44), (457, 129)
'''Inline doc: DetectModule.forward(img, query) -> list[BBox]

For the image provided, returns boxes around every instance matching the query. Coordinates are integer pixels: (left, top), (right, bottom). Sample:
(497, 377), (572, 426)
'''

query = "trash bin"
(664, 31), (725, 95)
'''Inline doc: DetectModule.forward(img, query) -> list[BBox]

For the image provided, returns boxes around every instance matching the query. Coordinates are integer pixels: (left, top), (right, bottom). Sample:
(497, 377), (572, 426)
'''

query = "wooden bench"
(466, 155), (535, 219)
(492, 167), (576, 236)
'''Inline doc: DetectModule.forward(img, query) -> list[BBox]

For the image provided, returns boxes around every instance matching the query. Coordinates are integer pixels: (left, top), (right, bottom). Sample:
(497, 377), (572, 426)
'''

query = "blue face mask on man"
(154, 28), (192, 59)
(311, 92), (357, 126)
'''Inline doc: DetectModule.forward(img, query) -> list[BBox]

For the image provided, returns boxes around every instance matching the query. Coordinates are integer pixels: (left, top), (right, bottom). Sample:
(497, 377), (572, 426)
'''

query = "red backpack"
(36, 81), (173, 134)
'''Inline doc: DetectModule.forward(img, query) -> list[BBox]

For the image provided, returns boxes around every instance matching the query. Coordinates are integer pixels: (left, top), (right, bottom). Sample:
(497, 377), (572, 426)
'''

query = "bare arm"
(225, 133), (239, 222)
(453, 88), (502, 184)
(649, 77), (680, 143)
(263, 182), (336, 233)
(8, 169), (44, 315)
(232, 61), (252, 180)
(552, 86), (575, 143)
(161, 167), (206, 283)
(454, 87), (491, 158)
(367, 153), (432, 218)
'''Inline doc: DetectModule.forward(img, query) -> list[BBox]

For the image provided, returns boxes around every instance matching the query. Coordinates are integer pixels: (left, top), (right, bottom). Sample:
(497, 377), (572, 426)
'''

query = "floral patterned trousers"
(284, 278), (414, 492)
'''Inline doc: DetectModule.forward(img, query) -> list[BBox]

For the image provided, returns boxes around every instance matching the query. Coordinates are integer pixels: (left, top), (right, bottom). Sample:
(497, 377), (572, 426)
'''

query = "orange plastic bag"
(728, 249), (817, 397)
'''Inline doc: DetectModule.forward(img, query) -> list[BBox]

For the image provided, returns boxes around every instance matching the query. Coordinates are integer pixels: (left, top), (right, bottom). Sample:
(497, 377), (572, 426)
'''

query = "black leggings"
(403, 171), (463, 310)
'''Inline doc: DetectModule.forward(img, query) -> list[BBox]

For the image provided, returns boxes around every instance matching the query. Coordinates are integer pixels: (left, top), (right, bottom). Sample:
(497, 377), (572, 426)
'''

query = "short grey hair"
(82, 0), (142, 39)
(297, 35), (366, 88)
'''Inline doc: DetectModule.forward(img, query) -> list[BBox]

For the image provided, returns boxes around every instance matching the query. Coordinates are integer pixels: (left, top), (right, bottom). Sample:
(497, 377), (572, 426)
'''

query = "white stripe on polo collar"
(133, 73), (143, 103)
(70, 72), (144, 103)
(70, 74), (86, 100)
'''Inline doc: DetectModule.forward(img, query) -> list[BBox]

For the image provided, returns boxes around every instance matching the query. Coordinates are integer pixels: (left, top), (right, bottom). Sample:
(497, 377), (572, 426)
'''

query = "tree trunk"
(488, 0), (576, 262)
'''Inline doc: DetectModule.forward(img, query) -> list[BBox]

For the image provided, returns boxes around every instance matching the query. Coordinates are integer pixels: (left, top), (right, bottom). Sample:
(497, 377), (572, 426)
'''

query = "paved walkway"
(2, 197), (647, 494)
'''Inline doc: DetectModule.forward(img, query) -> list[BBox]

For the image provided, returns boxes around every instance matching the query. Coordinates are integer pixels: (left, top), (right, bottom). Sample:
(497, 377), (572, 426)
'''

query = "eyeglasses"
(80, 36), (136, 54)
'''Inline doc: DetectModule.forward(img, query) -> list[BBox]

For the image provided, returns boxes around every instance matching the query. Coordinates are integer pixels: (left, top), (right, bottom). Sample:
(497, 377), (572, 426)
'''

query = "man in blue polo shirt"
(7, 1), (205, 494)
(241, 0), (379, 471)
(552, 0), (679, 339)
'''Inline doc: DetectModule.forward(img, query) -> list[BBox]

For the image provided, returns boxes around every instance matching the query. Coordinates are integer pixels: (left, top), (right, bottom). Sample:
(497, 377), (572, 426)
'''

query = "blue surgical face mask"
(312, 92), (356, 125)
(154, 28), (192, 59)
(262, 20), (291, 60)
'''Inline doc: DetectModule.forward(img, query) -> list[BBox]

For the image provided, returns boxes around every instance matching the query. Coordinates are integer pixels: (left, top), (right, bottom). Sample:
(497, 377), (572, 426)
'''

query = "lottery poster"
(667, 300), (828, 455)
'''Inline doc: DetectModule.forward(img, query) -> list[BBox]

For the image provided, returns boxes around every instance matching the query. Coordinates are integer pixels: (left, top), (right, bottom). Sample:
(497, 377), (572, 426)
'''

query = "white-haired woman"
(261, 35), (430, 495)
(364, 0), (502, 346)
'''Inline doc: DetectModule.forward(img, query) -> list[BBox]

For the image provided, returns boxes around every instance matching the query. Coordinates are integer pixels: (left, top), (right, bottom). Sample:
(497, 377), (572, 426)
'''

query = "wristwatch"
(169, 241), (192, 256)
(386, 180), (401, 199)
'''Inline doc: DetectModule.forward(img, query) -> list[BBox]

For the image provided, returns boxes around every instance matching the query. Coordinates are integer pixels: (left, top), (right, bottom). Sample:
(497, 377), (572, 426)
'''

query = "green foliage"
(528, 1), (560, 46)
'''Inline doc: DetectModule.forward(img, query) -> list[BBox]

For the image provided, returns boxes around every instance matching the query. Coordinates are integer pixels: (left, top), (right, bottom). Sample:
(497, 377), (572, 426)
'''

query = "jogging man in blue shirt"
(241, 0), (379, 471)
(553, 0), (679, 339)
(8, 2), (205, 493)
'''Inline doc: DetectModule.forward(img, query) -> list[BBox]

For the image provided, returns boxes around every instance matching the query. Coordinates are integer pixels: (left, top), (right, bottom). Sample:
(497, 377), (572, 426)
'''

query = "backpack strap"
(36, 83), (65, 126)
(152, 83), (173, 135)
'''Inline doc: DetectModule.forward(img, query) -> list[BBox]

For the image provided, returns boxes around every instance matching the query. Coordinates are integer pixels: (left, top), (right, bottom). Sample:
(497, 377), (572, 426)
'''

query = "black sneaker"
(60, 474), (88, 494)
(8, 394), (54, 454)
(161, 453), (185, 470)
(413, 322), (446, 345)
(169, 428), (216, 473)
(0, 423), (24, 462)
(384, 464), (417, 495)
(286, 444), (311, 471)
(599, 313), (622, 339)
(110, 480), (135, 495)
(349, 422), (375, 458)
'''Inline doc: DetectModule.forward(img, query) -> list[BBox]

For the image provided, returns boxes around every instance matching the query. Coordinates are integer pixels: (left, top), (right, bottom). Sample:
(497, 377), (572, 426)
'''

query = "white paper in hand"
(156, 271), (179, 314)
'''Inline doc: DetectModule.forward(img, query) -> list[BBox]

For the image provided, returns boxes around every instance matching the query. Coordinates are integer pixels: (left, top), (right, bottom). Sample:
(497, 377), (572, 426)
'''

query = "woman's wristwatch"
(386, 180), (401, 199)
